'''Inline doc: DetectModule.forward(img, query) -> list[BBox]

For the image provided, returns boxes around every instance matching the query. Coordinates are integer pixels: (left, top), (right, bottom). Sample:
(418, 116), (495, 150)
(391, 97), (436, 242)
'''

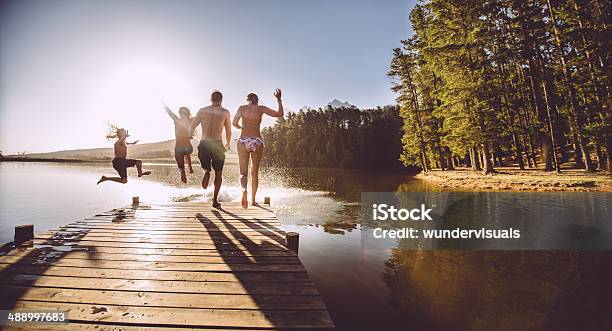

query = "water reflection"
(1, 162), (610, 330)
(383, 250), (612, 330)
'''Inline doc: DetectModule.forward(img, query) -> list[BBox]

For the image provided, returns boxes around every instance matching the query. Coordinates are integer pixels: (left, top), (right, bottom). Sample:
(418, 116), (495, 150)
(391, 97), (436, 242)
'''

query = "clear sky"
(0, 0), (415, 154)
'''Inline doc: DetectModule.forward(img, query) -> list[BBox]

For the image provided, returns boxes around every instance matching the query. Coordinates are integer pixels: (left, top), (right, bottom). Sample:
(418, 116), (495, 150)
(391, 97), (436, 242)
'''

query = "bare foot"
(212, 200), (221, 208)
(138, 171), (151, 177)
(180, 170), (187, 183)
(202, 171), (210, 189)
(251, 201), (259, 206)
(241, 191), (248, 209)
(97, 176), (106, 185)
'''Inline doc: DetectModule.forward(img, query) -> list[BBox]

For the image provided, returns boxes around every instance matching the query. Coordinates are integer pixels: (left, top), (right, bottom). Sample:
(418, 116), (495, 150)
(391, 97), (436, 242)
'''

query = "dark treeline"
(389, 0), (610, 173)
(261, 106), (406, 172)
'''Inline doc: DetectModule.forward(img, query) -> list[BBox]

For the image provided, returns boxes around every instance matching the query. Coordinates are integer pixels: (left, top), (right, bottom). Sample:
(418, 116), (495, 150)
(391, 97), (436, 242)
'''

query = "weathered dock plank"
(0, 201), (334, 329)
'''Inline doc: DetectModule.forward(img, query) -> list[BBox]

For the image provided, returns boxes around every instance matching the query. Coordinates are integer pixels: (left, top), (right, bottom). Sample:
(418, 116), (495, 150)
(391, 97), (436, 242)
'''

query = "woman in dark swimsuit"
(97, 126), (151, 185)
(232, 89), (284, 208)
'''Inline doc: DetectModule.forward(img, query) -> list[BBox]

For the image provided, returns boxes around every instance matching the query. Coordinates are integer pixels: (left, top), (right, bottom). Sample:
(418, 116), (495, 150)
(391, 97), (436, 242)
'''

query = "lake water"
(1, 162), (610, 330)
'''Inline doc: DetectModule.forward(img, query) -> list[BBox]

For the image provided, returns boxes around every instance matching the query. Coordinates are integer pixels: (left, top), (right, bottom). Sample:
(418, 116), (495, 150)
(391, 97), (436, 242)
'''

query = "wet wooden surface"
(0, 202), (334, 330)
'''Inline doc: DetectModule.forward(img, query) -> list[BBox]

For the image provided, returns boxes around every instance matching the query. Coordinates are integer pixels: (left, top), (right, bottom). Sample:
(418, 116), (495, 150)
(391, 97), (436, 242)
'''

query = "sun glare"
(91, 57), (201, 142)
(100, 58), (192, 105)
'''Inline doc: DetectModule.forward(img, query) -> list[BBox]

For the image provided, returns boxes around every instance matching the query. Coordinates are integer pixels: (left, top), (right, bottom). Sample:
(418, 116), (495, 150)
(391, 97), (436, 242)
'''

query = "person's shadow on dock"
(0, 225), (98, 311)
(215, 207), (286, 244)
(195, 209), (331, 329)
(0, 207), (142, 311)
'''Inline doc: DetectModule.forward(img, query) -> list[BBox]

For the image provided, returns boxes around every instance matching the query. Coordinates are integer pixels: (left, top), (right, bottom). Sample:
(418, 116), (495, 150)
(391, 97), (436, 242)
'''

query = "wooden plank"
(83, 218), (282, 225)
(2, 286), (327, 310)
(92, 210), (277, 215)
(62, 223), (283, 231)
(125, 203), (274, 208)
(31, 239), (286, 251)
(117, 205), (276, 211)
(39, 230), (282, 240)
(34, 234), (285, 245)
(4, 249), (301, 264)
(97, 211), (278, 217)
(59, 224), (284, 233)
(56, 228), (285, 238)
(76, 217), (282, 226)
(2, 301), (335, 328)
(91, 215), (279, 221)
(3, 322), (263, 331)
(100, 215), (278, 221)
(116, 205), (275, 211)
(0, 274), (320, 295)
(0, 264), (312, 282)
(0, 256), (307, 272)
(67, 223), (284, 233)
(51, 232), (284, 242)
(96, 209), (277, 214)
(78, 220), (283, 227)
(21, 246), (296, 257)
(48, 228), (284, 237)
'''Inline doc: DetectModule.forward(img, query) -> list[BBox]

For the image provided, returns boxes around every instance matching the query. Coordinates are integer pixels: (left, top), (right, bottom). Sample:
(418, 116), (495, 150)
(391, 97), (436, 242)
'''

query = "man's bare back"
(196, 105), (231, 141)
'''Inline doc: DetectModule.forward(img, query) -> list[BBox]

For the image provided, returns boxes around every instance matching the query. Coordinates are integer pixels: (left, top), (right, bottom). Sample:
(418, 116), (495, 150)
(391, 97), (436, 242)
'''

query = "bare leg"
(136, 160), (143, 176)
(97, 176), (127, 185)
(175, 154), (187, 183)
(185, 155), (194, 173)
(237, 142), (250, 209)
(202, 170), (210, 189)
(213, 170), (222, 207)
(250, 145), (263, 205)
(135, 160), (151, 177)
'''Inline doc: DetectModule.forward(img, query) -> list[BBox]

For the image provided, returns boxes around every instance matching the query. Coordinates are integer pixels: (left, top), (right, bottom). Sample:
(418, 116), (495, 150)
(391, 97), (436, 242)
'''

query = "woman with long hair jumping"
(97, 124), (151, 185)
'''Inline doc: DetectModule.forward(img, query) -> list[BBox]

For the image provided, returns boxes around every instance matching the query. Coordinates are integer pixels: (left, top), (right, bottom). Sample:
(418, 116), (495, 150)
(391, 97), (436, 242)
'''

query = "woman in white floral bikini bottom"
(238, 136), (264, 152)
(232, 89), (285, 208)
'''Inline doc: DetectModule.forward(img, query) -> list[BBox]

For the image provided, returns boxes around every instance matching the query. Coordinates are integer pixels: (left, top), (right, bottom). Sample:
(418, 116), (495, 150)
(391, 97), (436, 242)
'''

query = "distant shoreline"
(0, 155), (240, 165)
(418, 168), (612, 192)
(0, 156), (93, 163)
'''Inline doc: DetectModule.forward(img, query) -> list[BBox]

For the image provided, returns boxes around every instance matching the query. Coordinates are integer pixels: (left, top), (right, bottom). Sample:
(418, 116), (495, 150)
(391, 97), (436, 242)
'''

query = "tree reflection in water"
(383, 249), (612, 330)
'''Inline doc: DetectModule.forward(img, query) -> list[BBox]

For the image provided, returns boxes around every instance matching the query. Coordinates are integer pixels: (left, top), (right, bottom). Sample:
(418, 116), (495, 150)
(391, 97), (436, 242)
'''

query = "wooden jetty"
(0, 199), (334, 330)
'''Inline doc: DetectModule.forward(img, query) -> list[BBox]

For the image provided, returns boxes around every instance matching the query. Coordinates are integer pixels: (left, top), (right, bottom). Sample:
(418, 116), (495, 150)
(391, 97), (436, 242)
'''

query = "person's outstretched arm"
(224, 111), (232, 151)
(126, 140), (139, 145)
(232, 106), (243, 129)
(163, 103), (178, 121)
(261, 88), (284, 117)
(189, 112), (201, 137)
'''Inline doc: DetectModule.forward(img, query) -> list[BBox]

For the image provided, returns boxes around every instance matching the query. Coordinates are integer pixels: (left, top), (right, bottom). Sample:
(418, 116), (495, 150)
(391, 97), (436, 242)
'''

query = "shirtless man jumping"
(189, 91), (231, 208)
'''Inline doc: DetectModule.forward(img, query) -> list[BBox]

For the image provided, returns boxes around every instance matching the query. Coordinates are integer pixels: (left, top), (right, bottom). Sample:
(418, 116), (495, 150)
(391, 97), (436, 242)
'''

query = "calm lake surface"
(1, 162), (610, 330)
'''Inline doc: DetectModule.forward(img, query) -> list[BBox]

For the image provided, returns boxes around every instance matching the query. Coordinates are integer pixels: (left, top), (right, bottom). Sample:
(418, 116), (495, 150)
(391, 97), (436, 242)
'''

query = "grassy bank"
(418, 168), (612, 192)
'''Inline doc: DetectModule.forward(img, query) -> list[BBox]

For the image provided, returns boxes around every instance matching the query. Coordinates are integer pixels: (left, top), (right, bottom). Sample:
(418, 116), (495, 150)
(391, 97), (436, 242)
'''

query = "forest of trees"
(261, 106), (406, 172)
(389, 0), (610, 173)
